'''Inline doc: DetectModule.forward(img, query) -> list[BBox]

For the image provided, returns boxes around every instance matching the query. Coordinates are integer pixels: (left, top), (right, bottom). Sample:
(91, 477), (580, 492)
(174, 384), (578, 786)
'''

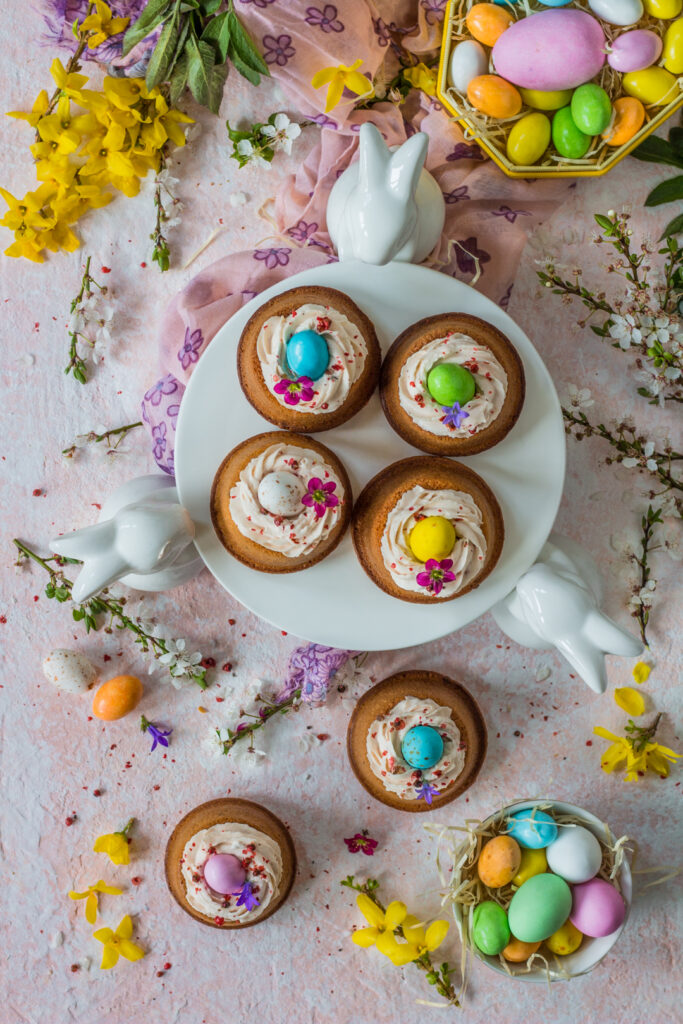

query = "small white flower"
(157, 168), (180, 191)
(664, 366), (681, 380)
(609, 313), (642, 349)
(621, 457), (638, 468)
(659, 493), (680, 519)
(564, 383), (594, 411)
(69, 309), (85, 334)
(236, 138), (270, 169)
(261, 113), (302, 155)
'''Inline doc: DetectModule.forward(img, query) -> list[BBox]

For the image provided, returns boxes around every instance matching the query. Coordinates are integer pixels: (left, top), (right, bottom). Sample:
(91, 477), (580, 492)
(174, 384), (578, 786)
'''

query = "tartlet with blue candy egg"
(211, 430), (352, 573)
(237, 285), (381, 432)
(380, 313), (525, 455)
(346, 670), (487, 812)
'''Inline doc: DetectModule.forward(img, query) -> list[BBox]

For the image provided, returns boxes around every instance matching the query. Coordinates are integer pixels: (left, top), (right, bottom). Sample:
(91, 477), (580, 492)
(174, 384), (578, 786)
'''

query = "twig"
(630, 506), (663, 646)
(62, 420), (143, 459)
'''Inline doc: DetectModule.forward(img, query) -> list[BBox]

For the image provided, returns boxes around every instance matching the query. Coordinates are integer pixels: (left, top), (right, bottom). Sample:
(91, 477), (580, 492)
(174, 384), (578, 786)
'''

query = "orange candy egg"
(477, 835), (522, 888)
(502, 937), (542, 963)
(467, 75), (522, 118)
(92, 674), (143, 720)
(466, 3), (514, 47)
(602, 97), (645, 147)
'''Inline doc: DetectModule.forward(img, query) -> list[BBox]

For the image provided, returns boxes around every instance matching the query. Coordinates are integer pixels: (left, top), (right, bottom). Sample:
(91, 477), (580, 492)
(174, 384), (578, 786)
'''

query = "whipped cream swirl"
(228, 443), (344, 557)
(256, 302), (368, 414)
(366, 695), (466, 800)
(380, 485), (487, 597)
(180, 822), (282, 924)
(398, 333), (507, 436)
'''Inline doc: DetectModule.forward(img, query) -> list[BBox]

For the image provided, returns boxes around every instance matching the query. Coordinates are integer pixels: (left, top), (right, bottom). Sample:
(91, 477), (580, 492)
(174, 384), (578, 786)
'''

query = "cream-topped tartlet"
(211, 431), (352, 574)
(238, 285), (381, 433)
(381, 313), (525, 455)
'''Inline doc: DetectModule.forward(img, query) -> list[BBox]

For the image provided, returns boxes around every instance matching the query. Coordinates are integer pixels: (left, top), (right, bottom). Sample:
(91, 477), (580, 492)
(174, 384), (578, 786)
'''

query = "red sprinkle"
(32, 488), (43, 496)
(131, 876), (142, 886)
(0, 616), (6, 624)
(586, 740), (593, 746)
(93, 789), (102, 797)
(215, 696), (224, 703)
(316, 734), (330, 742)
(65, 816), (75, 827)
(228, 619), (236, 625)
(222, 662), (232, 672)
(140, 262), (147, 268)
(201, 657), (216, 668)
(101, 266), (111, 273)
(70, 964), (80, 973)
(163, 962), (172, 970)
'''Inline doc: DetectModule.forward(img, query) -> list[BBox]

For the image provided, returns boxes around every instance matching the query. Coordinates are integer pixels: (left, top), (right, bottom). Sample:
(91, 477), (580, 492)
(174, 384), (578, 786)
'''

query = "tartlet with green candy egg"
(380, 313), (525, 455)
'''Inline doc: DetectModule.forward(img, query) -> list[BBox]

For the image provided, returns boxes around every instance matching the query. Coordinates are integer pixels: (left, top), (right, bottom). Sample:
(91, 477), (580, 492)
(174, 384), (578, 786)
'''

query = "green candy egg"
(472, 900), (511, 956)
(552, 107), (590, 160)
(508, 873), (572, 943)
(426, 363), (476, 407)
(570, 84), (612, 136)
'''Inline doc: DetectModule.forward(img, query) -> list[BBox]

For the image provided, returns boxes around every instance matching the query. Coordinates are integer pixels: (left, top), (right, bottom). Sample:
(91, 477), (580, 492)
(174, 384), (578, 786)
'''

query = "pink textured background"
(0, 13), (681, 1024)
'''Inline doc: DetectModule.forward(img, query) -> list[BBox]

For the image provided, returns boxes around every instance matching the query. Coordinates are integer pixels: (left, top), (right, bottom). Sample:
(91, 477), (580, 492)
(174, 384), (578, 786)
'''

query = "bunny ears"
(357, 123), (429, 203)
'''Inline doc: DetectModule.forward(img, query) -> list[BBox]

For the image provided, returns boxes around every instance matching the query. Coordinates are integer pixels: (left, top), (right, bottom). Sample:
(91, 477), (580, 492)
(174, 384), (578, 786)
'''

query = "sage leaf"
(200, 0), (223, 12)
(169, 49), (189, 105)
(187, 35), (217, 108)
(207, 61), (229, 115)
(201, 10), (230, 62)
(660, 212), (683, 239)
(228, 44), (260, 86)
(145, 12), (179, 90)
(227, 9), (268, 77)
(122, 0), (174, 56)
(644, 175), (683, 208)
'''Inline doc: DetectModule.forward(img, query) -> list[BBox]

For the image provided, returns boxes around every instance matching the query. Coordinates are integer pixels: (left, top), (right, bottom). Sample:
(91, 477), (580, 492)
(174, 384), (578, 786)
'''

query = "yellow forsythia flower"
(69, 880), (123, 924)
(632, 661), (651, 684)
(311, 59), (374, 112)
(93, 820), (133, 865)
(352, 895), (407, 948)
(614, 687), (645, 716)
(93, 915), (145, 970)
(378, 913), (449, 966)
(80, 1), (130, 50)
(404, 63), (437, 97)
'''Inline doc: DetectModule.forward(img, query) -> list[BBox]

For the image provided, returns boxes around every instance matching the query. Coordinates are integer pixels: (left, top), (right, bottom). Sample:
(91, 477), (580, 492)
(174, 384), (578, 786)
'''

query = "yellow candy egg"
(506, 112), (551, 166)
(622, 67), (679, 106)
(478, 835), (522, 888)
(643, 0), (682, 17)
(545, 919), (583, 956)
(664, 17), (683, 73)
(602, 97), (645, 147)
(512, 846), (547, 887)
(466, 3), (514, 47)
(502, 937), (541, 962)
(92, 674), (143, 721)
(409, 516), (456, 563)
(468, 75), (523, 118)
(520, 88), (573, 111)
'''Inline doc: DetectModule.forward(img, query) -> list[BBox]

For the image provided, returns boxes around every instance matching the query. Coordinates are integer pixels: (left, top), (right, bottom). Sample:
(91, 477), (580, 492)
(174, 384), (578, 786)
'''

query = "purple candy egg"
(203, 853), (246, 895)
(492, 10), (606, 91)
(570, 877), (626, 938)
(607, 30), (663, 73)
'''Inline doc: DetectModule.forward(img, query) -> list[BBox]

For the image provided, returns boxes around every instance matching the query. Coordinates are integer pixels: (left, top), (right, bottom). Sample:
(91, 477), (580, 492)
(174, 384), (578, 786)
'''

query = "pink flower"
(274, 375), (314, 406)
(344, 832), (378, 855)
(302, 477), (339, 518)
(415, 558), (456, 596)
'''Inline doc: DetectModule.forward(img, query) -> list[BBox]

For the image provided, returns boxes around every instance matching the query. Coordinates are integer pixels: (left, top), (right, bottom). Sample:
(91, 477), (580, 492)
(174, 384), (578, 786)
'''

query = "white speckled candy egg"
(546, 825), (603, 884)
(42, 649), (97, 694)
(258, 471), (306, 517)
(449, 39), (489, 92)
(588, 0), (644, 26)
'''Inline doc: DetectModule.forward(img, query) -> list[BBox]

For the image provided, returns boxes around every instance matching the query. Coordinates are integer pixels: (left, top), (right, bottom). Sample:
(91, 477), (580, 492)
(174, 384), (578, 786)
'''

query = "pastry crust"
(380, 313), (525, 455)
(237, 285), (381, 432)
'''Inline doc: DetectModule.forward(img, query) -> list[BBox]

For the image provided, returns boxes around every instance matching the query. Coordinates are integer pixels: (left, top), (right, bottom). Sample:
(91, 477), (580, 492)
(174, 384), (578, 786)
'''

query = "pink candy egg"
(570, 878), (626, 938)
(492, 10), (606, 91)
(608, 29), (663, 72)
(203, 853), (246, 895)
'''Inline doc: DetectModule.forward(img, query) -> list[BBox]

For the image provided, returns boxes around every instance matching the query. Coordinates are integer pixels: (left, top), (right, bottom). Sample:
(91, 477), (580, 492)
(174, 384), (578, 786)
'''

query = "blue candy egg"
(506, 809), (558, 849)
(401, 725), (444, 770)
(286, 330), (330, 381)
(536, 0), (572, 5)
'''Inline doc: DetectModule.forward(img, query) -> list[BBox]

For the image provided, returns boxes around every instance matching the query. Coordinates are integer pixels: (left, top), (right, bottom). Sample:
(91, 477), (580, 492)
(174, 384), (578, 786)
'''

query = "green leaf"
(631, 135), (683, 170)
(200, 0), (223, 12)
(187, 34), (216, 107)
(669, 126), (683, 158)
(644, 175), (683, 208)
(228, 43), (260, 86)
(594, 213), (613, 231)
(169, 50), (190, 106)
(206, 60), (229, 114)
(661, 212), (683, 239)
(201, 9), (230, 62)
(145, 12), (180, 90)
(122, 0), (174, 56)
(227, 9), (268, 77)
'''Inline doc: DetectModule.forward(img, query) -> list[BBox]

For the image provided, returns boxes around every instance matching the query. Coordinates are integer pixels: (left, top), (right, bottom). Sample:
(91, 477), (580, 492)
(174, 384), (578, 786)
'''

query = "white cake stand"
(174, 260), (565, 651)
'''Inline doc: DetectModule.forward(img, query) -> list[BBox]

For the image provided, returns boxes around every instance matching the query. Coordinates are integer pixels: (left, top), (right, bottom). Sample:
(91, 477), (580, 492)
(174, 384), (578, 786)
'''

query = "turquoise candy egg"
(286, 330), (330, 381)
(552, 106), (591, 159)
(570, 83), (612, 135)
(537, 0), (572, 5)
(508, 873), (572, 942)
(506, 809), (558, 848)
(426, 363), (476, 406)
(401, 725), (444, 770)
(472, 901), (511, 955)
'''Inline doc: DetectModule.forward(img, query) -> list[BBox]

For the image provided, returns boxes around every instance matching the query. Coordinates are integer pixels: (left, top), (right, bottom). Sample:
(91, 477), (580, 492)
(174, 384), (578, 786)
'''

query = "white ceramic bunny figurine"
(492, 535), (643, 694)
(327, 123), (445, 265)
(50, 475), (202, 603)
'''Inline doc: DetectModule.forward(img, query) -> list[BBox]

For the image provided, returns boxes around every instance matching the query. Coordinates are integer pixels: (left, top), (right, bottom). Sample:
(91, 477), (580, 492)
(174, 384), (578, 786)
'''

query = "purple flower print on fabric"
(373, 17), (396, 46)
(309, 112), (338, 130)
(492, 205), (532, 223)
(305, 4), (344, 32)
(443, 186), (470, 204)
(167, 403), (180, 430)
(288, 220), (319, 244)
(262, 34), (295, 67)
(276, 645), (359, 704)
(500, 283), (513, 310)
(144, 374), (179, 407)
(455, 237), (491, 276)
(253, 247), (291, 269)
(152, 422), (167, 463)
(177, 326), (204, 370)
(421, 0), (446, 25)
(446, 142), (485, 162)
(238, 0), (277, 6)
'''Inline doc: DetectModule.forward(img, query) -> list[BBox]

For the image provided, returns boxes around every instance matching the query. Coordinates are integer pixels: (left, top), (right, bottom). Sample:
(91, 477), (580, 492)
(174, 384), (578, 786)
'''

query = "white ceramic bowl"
(452, 799), (632, 982)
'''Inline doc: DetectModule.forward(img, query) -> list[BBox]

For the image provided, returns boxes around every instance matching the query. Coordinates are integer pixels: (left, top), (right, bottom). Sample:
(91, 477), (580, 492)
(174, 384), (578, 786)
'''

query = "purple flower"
(274, 375), (314, 406)
(261, 33), (295, 67)
(492, 205), (532, 223)
(416, 558), (456, 596)
(178, 326), (204, 370)
(373, 17), (397, 46)
(454, 237), (491, 277)
(288, 220), (319, 245)
(446, 142), (485, 162)
(415, 780), (440, 804)
(305, 4), (344, 32)
(302, 477), (339, 518)
(144, 374), (178, 406)
(442, 402), (469, 429)
(253, 247), (291, 269)
(152, 421), (167, 463)
(443, 185), (470, 205)
(421, 0), (446, 25)
(276, 645), (357, 704)
(309, 112), (338, 130)
(140, 715), (173, 753)
(236, 882), (260, 911)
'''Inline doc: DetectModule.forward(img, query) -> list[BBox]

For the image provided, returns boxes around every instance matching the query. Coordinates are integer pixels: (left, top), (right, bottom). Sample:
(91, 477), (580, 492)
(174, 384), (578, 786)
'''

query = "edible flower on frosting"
(311, 59), (374, 113)
(68, 880), (123, 924)
(274, 375), (315, 406)
(415, 558), (456, 596)
(415, 780), (440, 805)
(302, 477), (340, 518)
(351, 896), (408, 949)
(235, 881), (260, 911)
(93, 914), (145, 970)
(441, 402), (469, 429)
(377, 914), (449, 966)
(93, 818), (134, 865)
